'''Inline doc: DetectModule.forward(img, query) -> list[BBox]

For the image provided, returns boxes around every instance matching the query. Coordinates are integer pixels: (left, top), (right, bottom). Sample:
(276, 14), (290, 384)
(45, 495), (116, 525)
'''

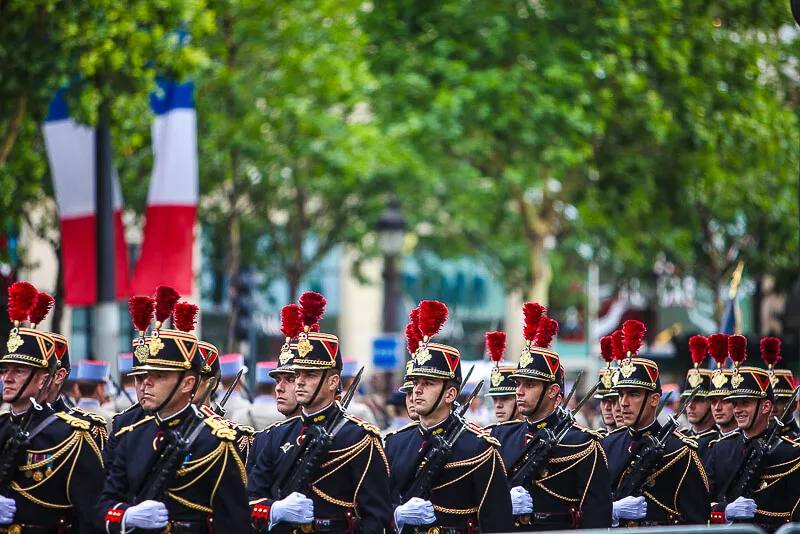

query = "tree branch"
(0, 95), (26, 165)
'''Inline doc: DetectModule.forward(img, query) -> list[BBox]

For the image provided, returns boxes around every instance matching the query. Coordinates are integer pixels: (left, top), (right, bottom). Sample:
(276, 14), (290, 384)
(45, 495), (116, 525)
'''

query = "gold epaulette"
(486, 419), (522, 428)
(110, 402), (141, 421)
(709, 430), (740, 446)
(673, 430), (698, 449)
(384, 422), (417, 437)
(55, 411), (92, 430)
(235, 424), (256, 435)
(203, 415), (238, 441)
(573, 424), (605, 440)
(780, 436), (800, 447)
(71, 407), (108, 426)
(345, 414), (381, 436)
(465, 422), (501, 446)
(115, 415), (155, 437)
(697, 428), (718, 438)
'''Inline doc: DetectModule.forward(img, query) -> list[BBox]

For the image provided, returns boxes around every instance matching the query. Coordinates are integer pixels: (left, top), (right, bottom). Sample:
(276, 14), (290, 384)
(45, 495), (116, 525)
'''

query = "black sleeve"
(246, 429), (278, 531)
(96, 428), (132, 534)
(211, 442), (251, 532)
(677, 449), (711, 524)
(476, 447), (514, 533)
(705, 443), (718, 502)
(69, 430), (106, 534)
(350, 435), (393, 532)
(577, 439), (612, 528)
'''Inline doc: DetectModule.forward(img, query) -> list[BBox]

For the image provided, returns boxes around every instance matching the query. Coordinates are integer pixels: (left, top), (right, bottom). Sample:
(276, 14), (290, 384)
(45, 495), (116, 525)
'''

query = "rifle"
(612, 386), (700, 500)
(271, 367), (364, 500)
(109, 375), (135, 406)
(508, 379), (600, 489)
(400, 379), (485, 502)
(132, 377), (218, 504)
(720, 386), (800, 504)
(0, 365), (57, 495)
(214, 368), (243, 417)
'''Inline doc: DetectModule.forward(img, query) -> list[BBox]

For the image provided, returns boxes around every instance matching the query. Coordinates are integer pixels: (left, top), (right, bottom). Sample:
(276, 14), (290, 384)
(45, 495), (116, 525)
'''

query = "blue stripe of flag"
(150, 78), (194, 116)
(45, 88), (70, 122)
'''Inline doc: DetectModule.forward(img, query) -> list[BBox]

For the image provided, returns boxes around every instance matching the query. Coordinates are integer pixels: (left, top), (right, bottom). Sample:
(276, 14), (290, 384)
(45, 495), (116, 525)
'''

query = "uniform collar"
(51, 397), (70, 413)
(156, 402), (193, 429)
(526, 409), (560, 432)
(628, 419), (661, 440)
(10, 404), (53, 424)
(419, 413), (453, 438)
(301, 402), (339, 426)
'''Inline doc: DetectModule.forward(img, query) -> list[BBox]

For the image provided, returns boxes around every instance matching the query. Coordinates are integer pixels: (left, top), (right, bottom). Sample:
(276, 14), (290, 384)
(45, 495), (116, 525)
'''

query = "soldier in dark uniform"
(98, 296), (249, 533)
(680, 336), (717, 457)
(490, 304), (611, 530)
(761, 337), (800, 440)
(0, 282), (105, 532)
(248, 294), (392, 533)
(705, 364), (800, 530)
(596, 335), (621, 436)
(385, 300), (512, 533)
(602, 321), (710, 526)
(483, 331), (521, 425)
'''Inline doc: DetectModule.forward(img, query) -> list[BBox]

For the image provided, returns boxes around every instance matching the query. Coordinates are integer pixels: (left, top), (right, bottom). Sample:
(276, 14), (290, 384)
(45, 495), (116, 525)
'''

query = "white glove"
(725, 497), (756, 521)
(0, 496), (15, 525)
(612, 496), (647, 526)
(122, 500), (168, 531)
(269, 492), (314, 528)
(511, 486), (533, 515)
(394, 497), (436, 532)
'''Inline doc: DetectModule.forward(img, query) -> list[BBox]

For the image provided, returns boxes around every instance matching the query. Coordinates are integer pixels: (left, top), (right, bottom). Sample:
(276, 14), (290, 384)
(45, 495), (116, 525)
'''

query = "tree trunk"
(287, 269), (301, 303)
(0, 95), (26, 165)
(226, 212), (241, 352)
(529, 238), (552, 306)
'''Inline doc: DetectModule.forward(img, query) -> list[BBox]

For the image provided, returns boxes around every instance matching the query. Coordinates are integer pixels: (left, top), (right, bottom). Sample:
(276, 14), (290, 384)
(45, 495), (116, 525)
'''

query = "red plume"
(418, 300), (448, 338)
(523, 303), (546, 341)
(708, 334), (729, 367)
(534, 317), (559, 348)
(688, 335), (709, 366)
(600, 336), (614, 363)
(623, 320), (646, 356)
(29, 293), (55, 326)
(154, 286), (181, 324)
(128, 296), (155, 333)
(173, 302), (199, 332)
(728, 335), (748, 365)
(280, 304), (304, 339)
(611, 330), (625, 361)
(486, 332), (507, 363)
(410, 308), (421, 331)
(760, 337), (781, 367)
(405, 322), (422, 355)
(299, 292), (327, 328)
(8, 281), (38, 324)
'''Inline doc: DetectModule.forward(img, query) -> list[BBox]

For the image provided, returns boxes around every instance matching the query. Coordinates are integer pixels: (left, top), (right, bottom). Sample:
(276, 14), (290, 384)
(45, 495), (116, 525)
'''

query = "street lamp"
(376, 196), (407, 333)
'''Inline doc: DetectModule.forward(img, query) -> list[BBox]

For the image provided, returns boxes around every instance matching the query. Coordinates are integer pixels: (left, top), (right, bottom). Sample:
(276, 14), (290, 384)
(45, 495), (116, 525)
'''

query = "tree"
(196, 0), (417, 349)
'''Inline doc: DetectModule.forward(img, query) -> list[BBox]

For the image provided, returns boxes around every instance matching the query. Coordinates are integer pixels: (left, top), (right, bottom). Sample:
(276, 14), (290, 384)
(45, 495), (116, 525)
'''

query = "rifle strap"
(28, 413), (59, 441)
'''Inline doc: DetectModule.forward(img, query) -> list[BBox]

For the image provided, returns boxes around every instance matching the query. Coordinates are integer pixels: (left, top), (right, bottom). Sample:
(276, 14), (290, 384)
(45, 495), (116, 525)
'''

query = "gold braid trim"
(672, 447), (692, 512)
(754, 457), (800, 492)
(172, 443), (226, 490)
(432, 450), (492, 491)
(442, 447), (495, 469)
(231, 442), (247, 485)
(579, 445), (599, 509)
(432, 504), (479, 515)
(755, 509), (791, 518)
(642, 491), (681, 516)
(311, 436), (381, 508)
(691, 450), (709, 492)
(534, 481), (579, 503)
(476, 448), (499, 522)
(167, 492), (213, 513)
(12, 432), (86, 509)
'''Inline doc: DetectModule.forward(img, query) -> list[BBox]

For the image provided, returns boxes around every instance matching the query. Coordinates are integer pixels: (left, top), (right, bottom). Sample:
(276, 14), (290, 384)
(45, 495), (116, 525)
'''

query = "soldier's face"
(274, 373), (298, 415)
(611, 398), (625, 426)
(617, 388), (659, 428)
(732, 398), (772, 431)
(412, 377), (456, 416)
(492, 395), (516, 422)
(1, 363), (46, 403)
(515, 378), (558, 418)
(134, 375), (146, 403)
(600, 397), (618, 427)
(405, 392), (418, 420)
(710, 398), (735, 426)
(772, 399), (790, 419)
(686, 397), (711, 425)
(140, 370), (193, 411)
(295, 369), (338, 408)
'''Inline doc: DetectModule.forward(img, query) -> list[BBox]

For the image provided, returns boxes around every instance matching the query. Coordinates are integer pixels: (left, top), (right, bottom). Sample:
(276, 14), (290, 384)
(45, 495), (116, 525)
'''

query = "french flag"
(129, 79), (198, 295)
(43, 90), (130, 306)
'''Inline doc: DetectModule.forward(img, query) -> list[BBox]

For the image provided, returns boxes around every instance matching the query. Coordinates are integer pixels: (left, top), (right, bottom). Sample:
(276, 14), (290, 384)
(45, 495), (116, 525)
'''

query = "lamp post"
(376, 196), (407, 391)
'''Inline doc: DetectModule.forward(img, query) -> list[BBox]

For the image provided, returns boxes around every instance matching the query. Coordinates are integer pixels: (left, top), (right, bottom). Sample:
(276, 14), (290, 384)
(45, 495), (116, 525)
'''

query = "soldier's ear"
(649, 392), (661, 407)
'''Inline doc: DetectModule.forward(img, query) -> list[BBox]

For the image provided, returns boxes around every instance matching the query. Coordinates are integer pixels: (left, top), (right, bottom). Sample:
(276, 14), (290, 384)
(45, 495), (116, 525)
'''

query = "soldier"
(602, 321), (710, 526)
(761, 337), (800, 440)
(490, 303), (611, 530)
(705, 336), (800, 530)
(484, 331), (522, 425)
(218, 353), (251, 420)
(248, 295), (392, 532)
(98, 295), (249, 533)
(238, 361), (283, 429)
(680, 336), (717, 456)
(596, 334), (621, 435)
(0, 282), (105, 531)
(74, 359), (115, 432)
(385, 301), (512, 533)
